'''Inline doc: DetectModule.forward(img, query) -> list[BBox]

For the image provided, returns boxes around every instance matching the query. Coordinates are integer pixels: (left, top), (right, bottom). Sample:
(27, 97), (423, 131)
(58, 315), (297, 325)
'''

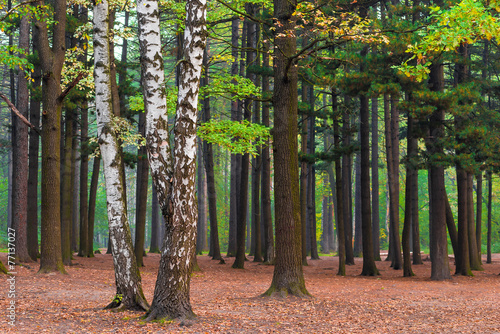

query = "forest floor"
(1, 251), (499, 333)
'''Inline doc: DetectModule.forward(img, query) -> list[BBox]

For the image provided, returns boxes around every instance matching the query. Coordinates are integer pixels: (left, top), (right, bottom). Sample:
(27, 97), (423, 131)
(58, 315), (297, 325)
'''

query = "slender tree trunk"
(196, 138), (207, 254)
(264, 0), (308, 297)
(27, 21), (41, 261)
(307, 104), (319, 260)
(134, 110), (149, 267)
(149, 186), (160, 253)
(94, 0), (148, 310)
(12, 16), (31, 263)
(71, 117), (80, 252)
(333, 93), (345, 276)
(87, 157), (100, 257)
(261, 39), (274, 264)
(455, 167), (471, 275)
(78, 102), (89, 257)
(61, 109), (74, 265)
(475, 173), (483, 263)
(371, 97), (381, 261)
(467, 174), (482, 271)
(342, 102), (354, 265)
(354, 151), (362, 257)
(486, 172), (492, 264)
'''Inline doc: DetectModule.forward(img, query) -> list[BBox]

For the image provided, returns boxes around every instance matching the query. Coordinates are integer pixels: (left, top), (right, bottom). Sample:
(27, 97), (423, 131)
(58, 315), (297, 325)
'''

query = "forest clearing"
(2, 252), (499, 333)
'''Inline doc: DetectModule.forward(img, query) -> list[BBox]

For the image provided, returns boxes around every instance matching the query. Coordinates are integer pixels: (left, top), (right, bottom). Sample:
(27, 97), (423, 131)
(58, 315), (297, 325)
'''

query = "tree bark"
(263, 0), (309, 297)
(12, 16), (31, 263)
(371, 97), (381, 261)
(87, 157), (100, 257)
(36, 0), (67, 274)
(467, 174), (482, 271)
(142, 0), (207, 320)
(342, 102), (354, 265)
(486, 172), (492, 264)
(78, 101), (89, 257)
(94, 0), (148, 310)
(333, 94), (345, 276)
(61, 109), (74, 265)
(149, 186), (160, 253)
(475, 173), (482, 262)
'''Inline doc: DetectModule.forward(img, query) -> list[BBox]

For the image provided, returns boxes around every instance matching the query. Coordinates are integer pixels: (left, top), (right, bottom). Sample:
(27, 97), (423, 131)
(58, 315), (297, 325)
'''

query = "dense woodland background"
(1, 0), (500, 283)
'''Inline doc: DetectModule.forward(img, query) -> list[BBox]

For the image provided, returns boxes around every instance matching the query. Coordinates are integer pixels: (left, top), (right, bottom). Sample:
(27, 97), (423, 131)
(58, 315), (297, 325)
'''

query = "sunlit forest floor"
(1, 251), (499, 333)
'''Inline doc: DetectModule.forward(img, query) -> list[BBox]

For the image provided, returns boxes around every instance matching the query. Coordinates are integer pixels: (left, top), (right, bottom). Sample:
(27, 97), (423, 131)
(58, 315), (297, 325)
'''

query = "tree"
(263, 0), (309, 297)
(140, 0), (207, 320)
(93, 0), (149, 310)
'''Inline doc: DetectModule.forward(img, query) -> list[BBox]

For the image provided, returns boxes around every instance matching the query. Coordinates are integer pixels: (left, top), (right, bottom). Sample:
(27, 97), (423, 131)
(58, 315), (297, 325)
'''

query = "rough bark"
(371, 97), (381, 261)
(307, 105), (319, 260)
(342, 103), (354, 265)
(61, 109), (74, 265)
(12, 16), (31, 263)
(78, 101), (89, 257)
(36, 0), (67, 274)
(467, 174), (482, 271)
(475, 173), (482, 262)
(142, 0), (207, 320)
(94, 0), (148, 310)
(196, 137), (207, 254)
(263, 0), (309, 297)
(354, 151), (362, 257)
(486, 172), (492, 264)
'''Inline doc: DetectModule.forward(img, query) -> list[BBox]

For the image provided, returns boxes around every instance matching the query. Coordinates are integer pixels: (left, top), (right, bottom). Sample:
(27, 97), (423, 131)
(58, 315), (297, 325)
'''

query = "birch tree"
(138, 0), (207, 321)
(93, 0), (149, 311)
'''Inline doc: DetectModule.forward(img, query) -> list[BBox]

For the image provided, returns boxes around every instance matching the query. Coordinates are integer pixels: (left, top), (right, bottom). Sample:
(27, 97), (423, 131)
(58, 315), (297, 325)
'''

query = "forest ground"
(1, 251), (499, 333)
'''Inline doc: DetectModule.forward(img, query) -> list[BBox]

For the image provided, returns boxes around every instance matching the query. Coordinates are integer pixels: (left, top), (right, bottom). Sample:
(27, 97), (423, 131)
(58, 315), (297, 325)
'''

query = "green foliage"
(198, 119), (270, 156)
(200, 73), (261, 103)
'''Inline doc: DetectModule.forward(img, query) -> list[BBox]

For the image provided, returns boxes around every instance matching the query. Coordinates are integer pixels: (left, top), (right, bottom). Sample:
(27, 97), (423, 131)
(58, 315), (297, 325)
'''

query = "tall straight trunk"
(142, 0), (207, 320)
(71, 117), (80, 253)
(87, 157), (100, 257)
(264, 0), (308, 297)
(307, 105), (319, 260)
(36, 0), (67, 273)
(261, 39), (274, 264)
(61, 110), (74, 265)
(427, 59), (451, 280)
(233, 15), (251, 269)
(300, 112), (308, 263)
(333, 94), (345, 276)
(200, 47), (222, 261)
(134, 110), (149, 267)
(227, 17), (240, 257)
(403, 164), (414, 277)
(360, 92), (378, 276)
(475, 173), (482, 262)
(486, 172), (492, 264)
(445, 192), (459, 256)
(353, 151), (362, 257)
(342, 102), (354, 265)
(389, 96), (402, 269)
(196, 138), (207, 254)
(94, 0), (148, 310)
(467, 174), (482, 271)
(12, 16), (31, 263)
(409, 111), (422, 265)
(78, 102), (89, 257)
(7, 0), (14, 231)
(149, 186), (160, 253)
(455, 167), (471, 275)
(27, 29), (41, 261)
(371, 97), (381, 261)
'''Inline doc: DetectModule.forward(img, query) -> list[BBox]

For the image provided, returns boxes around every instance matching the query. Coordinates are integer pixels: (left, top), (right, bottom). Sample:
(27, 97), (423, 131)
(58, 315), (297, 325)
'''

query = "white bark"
(140, 0), (207, 320)
(93, 0), (148, 311)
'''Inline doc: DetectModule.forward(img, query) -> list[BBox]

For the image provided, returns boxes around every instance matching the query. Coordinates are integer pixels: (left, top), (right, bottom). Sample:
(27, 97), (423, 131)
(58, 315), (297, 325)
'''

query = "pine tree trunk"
(467, 174), (482, 271)
(308, 109), (319, 260)
(486, 172), (492, 264)
(333, 95), (345, 276)
(78, 102), (89, 257)
(12, 16), (31, 263)
(87, 157), (100, 257)
(196, 138), (207, 254)
(264, 0), (308, 297)
(475, 173), (482, 262)
(371, 97), (381, 261)
(94, 0), (148, 310)
(61, 110), (74, 265)
(342, 104), (354, 265)
(261, 39), (274, 264)
(354, 151), (362, 258)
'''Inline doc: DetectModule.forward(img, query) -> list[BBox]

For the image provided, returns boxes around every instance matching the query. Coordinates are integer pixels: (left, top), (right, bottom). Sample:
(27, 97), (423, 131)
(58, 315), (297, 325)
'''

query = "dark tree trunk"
(61, 109), (74, 265)
(196, 138), (207, 254)
(445, 192), (459, 257)
(389, 96), (402, 269)
(149, 186), (160, 253)
(475, 173), (482, 262)
(486, 172), (492, 264)
(261, 40), (274, 264)
(12, 16), (31, 263)
(467, 174), (482, 271)
(411, 151), (422, 265)
(87, 157), (100, 257)
(342, 102), (354, 265)
(353, 151), (362, 257)
(134, 110), (149, 267)
(300, 112), (308, 263)
(360, 93), (378, 276)
(27, 23), (41, 261)
(264, 0), (308, 297)
(78, 102), (89, 257)
(455, 167), (471, 275)
(403, 164), (415, 277)
(371, 97), (381, 261)
(307, 105), (319, 260)
(428, 60), (451, 281)
(37, 0), (67, 273)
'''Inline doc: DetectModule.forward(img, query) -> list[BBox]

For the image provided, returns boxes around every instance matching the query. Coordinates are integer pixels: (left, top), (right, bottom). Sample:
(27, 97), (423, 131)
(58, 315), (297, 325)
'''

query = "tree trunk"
(71, 117), (80, 253)
(141, 0), (207, 320)
(61, 109), (74, 265)
(263, 0), (308, 297)
(455, 167), (471, 275)
(353, 151), (362, 257)
(427, 60), (451, 281)
(360, 92), (378, 276)
(342, 102), (354, 265)
(333, 94), (345, 276)
(87, 157), (100, 257)
(371, 97), (381, 261)
(467, 174), (482, 271)
(475, 173), (482, 262)
(94, 0), (148, 311)
(78, 102), (89, 257)
(36, 0), (67, 274)
(261, 39), (274, 264)
(307, 106), (319, 260)
(12, 16), (31, 263)
(134, 110), (149, 267)
(486, 172), (492, 264)
(196, 137), (207, 255)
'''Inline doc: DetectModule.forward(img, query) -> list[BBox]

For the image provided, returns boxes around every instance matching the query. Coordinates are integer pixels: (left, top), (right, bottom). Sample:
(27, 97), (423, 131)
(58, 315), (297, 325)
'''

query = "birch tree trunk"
(138, 0), (207, 320)
(93, 0), (149, 311)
